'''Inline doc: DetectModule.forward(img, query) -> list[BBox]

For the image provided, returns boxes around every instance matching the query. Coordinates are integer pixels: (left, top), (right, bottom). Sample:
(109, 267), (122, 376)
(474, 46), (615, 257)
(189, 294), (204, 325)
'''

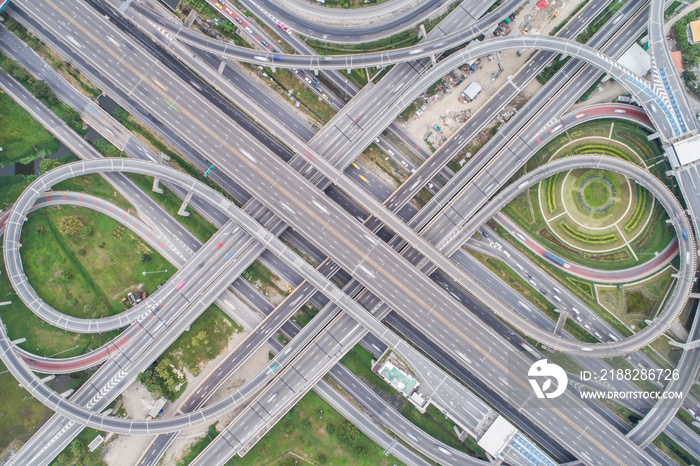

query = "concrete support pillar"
(270, 66), (276, 73)
(11, 337), (26, 345)
(383, 439), (398, 456)
(152, 177), (163, 194)
(41, 375), (55, 383)
(430, 54), (436, 65)
(60, 389), (75, 398)
(178, 191), (193, 217)
(218, 59), (227, 75)
(647, 132), (661, 140)
(314, 69), (319, 76)
(158, 152), (171, 163)
(554, 312), (568, 336)
(419, 24), (427, 39)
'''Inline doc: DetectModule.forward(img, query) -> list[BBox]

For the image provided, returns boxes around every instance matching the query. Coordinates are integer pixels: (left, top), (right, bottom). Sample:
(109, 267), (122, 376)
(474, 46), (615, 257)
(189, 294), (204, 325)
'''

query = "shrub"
(58, 215), (84, 236)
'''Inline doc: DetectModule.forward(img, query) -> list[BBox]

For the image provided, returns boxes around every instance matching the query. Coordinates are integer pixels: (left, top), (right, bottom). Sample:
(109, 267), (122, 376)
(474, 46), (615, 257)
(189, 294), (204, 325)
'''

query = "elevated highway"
(1, 159), (660, 465)
(9, 0), (700, 462)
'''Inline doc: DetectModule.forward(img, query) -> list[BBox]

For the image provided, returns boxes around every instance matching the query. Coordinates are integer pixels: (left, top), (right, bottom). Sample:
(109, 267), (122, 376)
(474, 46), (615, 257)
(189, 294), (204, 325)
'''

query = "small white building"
(673, 134), (700, 165)
(462, 81), (483, 101)
(477, 416), (517, 457)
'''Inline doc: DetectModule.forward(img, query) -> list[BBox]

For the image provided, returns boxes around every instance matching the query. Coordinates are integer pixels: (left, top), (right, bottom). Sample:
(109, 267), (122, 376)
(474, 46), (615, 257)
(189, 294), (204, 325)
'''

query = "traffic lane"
(495, 213), (679, 284)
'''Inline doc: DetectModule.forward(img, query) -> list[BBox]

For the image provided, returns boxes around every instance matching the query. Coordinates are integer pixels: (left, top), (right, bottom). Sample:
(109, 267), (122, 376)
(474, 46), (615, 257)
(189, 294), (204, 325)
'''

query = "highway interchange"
(2, 0), (700, 464)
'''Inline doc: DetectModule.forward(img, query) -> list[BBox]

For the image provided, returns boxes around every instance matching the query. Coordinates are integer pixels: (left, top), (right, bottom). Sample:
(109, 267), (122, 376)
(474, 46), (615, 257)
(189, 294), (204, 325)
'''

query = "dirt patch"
(160, 339), (271, 465)
(102, 383), (157, 466)
(400, 0), (590, 153)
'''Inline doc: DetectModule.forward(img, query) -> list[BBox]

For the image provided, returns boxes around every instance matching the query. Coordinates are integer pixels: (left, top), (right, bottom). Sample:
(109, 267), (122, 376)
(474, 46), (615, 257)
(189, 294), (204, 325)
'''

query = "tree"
(39, 158), (61, 173)
(0, 59), (20, 75)
(58, 215), (84, 236)
(141, 253), (152, 263)
(59, 270), (72, 281)
(31, 80), (53, 100)
(69, 439), (84, 457)
(79, 224), (92, 238)
(336, 421), (360, 447)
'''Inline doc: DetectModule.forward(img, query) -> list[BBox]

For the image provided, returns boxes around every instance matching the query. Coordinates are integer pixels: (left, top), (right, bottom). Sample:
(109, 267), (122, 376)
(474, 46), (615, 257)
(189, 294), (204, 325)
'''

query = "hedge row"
(572, 143), (633, 162)
(546, 173), (560, 214)
(560, 221), (618, 244)
(624, 184), (648, 233)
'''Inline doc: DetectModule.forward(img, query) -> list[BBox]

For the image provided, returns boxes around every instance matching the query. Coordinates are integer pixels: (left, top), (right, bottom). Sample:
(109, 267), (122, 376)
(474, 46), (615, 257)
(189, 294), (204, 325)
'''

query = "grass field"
(1, 249), (123, 361)
(0, 92), (59, 167)
(0, 360), (54, 452)
(232, 390), (403, 466)
(243, 260), (290, 305)
(0, 174), (36, 208)
(583, 180), (610, 207)
(596, 267), (675, 329)
(159, 304), (241, 377)
(401, 402), (487, 458)
(20, 205), (175, 319)
(653, 432), (699, 466)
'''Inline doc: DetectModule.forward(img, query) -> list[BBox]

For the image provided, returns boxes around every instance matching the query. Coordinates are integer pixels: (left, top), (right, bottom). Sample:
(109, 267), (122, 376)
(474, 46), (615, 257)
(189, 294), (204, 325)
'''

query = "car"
(245, 26), (253, 34)
(540, 289), (547, 295)
(401, 160), (409, 168)
(261, 40), (269, 47)
(322, 93), (328, 100)
(427, 182), (435, 189)
(375, 138), (380, 143)
(305, 77), (312, 84)
(235, 16), (242, 24)
(526, 272), (533, 278)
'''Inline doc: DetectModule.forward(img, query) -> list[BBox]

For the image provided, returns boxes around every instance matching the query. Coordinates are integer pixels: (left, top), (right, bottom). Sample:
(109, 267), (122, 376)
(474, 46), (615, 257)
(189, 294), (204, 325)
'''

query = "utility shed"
(477, 415), (517, 457)
(462, 81), (483, 101)
(617, 43), (651, 77)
